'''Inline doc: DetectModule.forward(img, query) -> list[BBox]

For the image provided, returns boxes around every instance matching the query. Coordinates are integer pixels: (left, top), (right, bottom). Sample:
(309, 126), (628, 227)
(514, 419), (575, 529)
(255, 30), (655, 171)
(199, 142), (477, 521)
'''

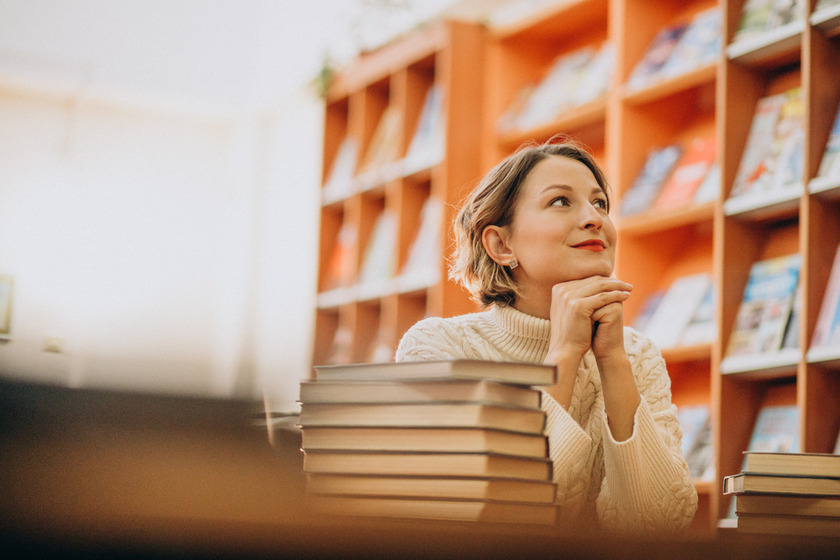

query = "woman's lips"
(573, 240), (606, 252)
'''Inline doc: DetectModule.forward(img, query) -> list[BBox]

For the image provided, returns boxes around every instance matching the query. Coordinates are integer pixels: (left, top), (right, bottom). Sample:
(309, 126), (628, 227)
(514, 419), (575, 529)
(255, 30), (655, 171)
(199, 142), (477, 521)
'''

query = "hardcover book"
(313, 359), (557, 386)
(724, 472), (840, 496)
(741, 451), (840, 478)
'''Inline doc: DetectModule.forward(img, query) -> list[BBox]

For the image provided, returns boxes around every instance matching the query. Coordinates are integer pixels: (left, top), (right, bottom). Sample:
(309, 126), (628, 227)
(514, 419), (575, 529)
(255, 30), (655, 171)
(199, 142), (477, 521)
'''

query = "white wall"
(0, 0), (463, 408)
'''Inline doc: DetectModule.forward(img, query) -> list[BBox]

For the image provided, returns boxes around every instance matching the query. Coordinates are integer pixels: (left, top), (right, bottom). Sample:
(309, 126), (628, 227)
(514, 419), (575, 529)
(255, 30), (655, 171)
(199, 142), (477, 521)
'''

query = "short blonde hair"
(449, 139), (611, 307)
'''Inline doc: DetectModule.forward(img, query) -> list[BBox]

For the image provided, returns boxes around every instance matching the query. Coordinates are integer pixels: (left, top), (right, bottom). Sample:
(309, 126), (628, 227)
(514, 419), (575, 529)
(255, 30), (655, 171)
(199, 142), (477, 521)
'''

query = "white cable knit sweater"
(395, 304), (698, 533)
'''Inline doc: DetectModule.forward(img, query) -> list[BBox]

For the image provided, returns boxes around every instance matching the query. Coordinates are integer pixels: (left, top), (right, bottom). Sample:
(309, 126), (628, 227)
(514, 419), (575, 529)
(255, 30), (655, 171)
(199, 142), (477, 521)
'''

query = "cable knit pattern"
(395, 305), (698, 533)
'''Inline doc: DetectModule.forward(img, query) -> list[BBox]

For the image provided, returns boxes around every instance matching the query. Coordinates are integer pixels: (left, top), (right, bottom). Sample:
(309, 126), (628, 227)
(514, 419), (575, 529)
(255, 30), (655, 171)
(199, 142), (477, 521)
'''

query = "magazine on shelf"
(722, 253), (801, 364)
(816, 101), (840, 180)
(399, 196), (442, 287)
(403, 85), (445, 174)
(626, 22), (688, 91)
(653, 135), (717, 210)
(745, 404), (800, 457)
(679, 281), (716, 347)
(659, 6), (722, 79)
(641, 273), (713, 350)
(631, 290), (666, 334)
(731, 0), (805, 46)
(811, 243), (840, 350)
(619, 144), (683, 216)
(356, 106), (402, 184)
(358, 210), (397, 287)
(321, 137), (358, 204)
(677, 404), (713, 480)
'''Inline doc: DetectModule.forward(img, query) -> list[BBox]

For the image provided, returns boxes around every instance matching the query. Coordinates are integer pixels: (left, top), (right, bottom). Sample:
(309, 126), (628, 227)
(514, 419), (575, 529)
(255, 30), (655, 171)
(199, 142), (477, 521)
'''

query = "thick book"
(742, 452), (840, 478)
(308, 494), (559, 525)
(735, 513), (840, 538)
(811, 243), (840, 349)
(722, 254), (801, 361)
(736, 493), (840, 517)
(306, 473), (557, 504)
(300, 426), (548, 457)
(298, 402), (546, 434)
(299, 378), (542, 408)
(302, 451), (552, 481)
(724, 472), (840, 496)
(313, 359), (557, 386)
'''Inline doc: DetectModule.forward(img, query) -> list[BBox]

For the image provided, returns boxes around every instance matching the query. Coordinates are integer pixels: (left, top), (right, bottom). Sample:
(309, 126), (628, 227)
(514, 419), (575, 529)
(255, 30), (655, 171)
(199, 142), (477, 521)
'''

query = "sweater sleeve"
(594, 329), (698, 533)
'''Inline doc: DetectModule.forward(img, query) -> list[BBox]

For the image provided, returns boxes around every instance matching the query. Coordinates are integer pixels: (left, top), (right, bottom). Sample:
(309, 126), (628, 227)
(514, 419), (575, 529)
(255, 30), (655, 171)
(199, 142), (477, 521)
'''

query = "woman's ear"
(482, 225), (515, 266)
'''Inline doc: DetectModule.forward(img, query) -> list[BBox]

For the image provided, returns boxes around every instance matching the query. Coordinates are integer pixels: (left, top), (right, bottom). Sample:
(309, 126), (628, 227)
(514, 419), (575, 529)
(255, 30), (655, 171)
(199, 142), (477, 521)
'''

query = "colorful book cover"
(626, 23), (688, 90)
(631, 290), (666, 333)
(729, 92), (787, 199)
(817, 102), (840, 179)
(767, 87), (805, 191)
(746, 404), (800, 456)
(724, 253), (801, 358)
(653, 135), (717, 210)
(732, 0), (778, 44)
(620, 144), (683, 216)
(643, 273), (713, 350)
(679, 281), (716, 347)
(660, 7), (722, 78)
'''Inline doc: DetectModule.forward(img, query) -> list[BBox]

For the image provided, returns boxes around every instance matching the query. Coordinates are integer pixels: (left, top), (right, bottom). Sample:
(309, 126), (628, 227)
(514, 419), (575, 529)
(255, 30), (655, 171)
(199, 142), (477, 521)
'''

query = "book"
(677, 404), (713, 480)
(722, 254), (801, 361)
(659, 6), (722, 79)
(298, 402), (546, 434)
(358, 209), (397, 286)
(356, 105), (402, 183)
(686, 416), (714, 481)
(321, 136), (358, 204)
(300, 426), (549, 457)
(736, 493), (840, 517)
(403, 84), (445, 173)
(641, 273), (713, 350)
(731, 0), (804, 45)
(626, 22), (688, 91)
(745, 405), (800, 457)
(742, 452), (840, 478)
(728, 91), (788, 200)
(630, 290), (666, 333)
(305, 473), (557, 504)
(653, 135), (717, 210)
(313, 359), (557, 386)
(299, 378), (542, 408)
(766, 87), (805, 192)
(308, 494), (559, 525)
(812, 244), (840, 349)
(399, 196), (443, 284)
(678, 281), (716, 347)
(620, 144), (683, 216)
(302, 450), (552, 481)
(817, 102), (840, 179)
(735, 513), (840, 537)
(724, 472), (840, 496)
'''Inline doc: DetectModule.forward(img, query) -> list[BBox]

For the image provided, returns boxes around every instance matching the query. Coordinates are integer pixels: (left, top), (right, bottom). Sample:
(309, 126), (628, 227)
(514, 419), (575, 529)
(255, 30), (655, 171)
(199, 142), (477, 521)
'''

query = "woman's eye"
(593, 198), (608, 210)
(549, 196), (570, 207)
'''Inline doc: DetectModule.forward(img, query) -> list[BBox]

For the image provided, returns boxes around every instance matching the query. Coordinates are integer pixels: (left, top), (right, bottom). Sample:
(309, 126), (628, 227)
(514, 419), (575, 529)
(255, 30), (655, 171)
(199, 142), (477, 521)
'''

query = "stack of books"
(298, 359), (559, 525)
(724, 451), (840, 537)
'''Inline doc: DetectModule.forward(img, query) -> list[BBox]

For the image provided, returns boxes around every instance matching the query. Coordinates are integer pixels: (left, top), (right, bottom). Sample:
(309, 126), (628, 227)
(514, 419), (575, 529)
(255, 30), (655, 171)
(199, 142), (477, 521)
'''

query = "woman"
(395, 140), (697, 533)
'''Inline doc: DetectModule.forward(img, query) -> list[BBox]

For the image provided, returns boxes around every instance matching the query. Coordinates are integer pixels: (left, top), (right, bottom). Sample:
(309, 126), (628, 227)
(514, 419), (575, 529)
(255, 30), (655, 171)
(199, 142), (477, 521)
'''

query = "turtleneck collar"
(484, 304), (552, 363)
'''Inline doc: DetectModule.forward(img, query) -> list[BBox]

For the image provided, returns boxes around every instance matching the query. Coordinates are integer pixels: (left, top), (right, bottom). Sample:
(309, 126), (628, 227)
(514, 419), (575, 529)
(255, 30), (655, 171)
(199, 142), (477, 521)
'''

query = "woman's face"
(504, 155), (617, 293)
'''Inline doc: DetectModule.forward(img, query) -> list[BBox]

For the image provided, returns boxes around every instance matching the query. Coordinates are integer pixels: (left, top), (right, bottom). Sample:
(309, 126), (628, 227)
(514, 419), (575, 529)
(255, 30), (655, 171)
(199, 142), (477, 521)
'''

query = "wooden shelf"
(313, 0), (840, 536)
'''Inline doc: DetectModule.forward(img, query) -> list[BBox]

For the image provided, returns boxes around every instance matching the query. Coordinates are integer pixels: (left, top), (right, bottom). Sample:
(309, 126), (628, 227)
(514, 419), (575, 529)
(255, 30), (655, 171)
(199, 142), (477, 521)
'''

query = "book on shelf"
(811, 243), (840, 350)
(741, 451), (840, 478)
(321, 136), (358, 204)
(735, 513), (840, 538)
(816, 101), (840, 180)
(745, 404), (800, 457)
(498, 41), (613, 133)
(678, 281), (716, 347)
(659, 6), (722, 80)
(692, 161), (720, 204)
(302, 450), (552, 481)
(299, 378), (542, 408)
(358, 209), (397, 287)
(313, 359), (557, 386)
(677, 404), (714, 481)
(639, 272), (713, 350)
(402, 84), (445, 174)
(619, 144), (683, 216)
(300, 426), (549, 458)
(779, 282), (801, 351)
(721, 253), (801, 366)
(308, 494), (559, 525)
(298, 402), (546, 434)
(652, 134), (717, 211)
(356, 105), (402, 185)
(399, 196), (442, 285)
(322, 221), (357, 292)
(630, 290), (666, 334)
(727, 87), (804, 210)
(625, 22), (688, 91)
(305, 473), (557, 504)
(731, 0), (806, 46)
